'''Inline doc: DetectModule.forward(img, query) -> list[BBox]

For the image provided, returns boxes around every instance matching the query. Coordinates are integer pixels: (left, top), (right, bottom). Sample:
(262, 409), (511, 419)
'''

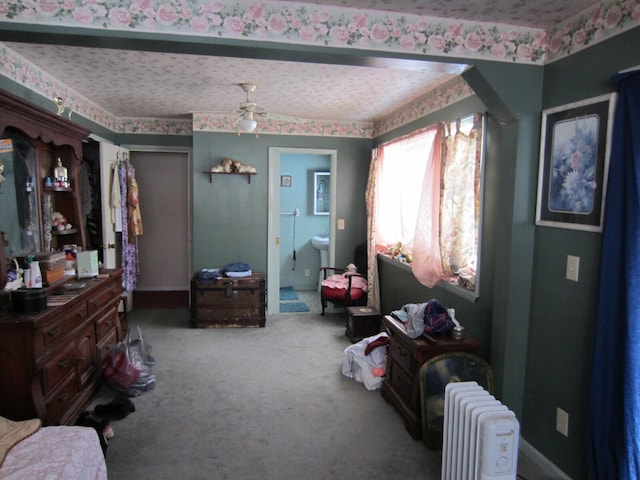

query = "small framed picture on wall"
(281, 175), (292, 187)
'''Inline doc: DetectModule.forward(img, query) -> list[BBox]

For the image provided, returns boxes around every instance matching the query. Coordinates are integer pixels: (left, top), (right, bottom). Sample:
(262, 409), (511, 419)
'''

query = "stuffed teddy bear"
(52, 211), (72, 231)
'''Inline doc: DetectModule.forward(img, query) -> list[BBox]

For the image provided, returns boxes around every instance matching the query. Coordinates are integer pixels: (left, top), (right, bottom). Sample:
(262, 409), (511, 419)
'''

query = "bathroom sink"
(311, 233), (329, 250)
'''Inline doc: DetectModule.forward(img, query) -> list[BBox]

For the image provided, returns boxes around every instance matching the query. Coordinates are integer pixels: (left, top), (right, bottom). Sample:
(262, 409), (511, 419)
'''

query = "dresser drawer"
(389, 337), (414, 375)
(95, 308), (118, 342)
(40, 302), (89, 350)
(44, 371), (79, 425)
(390, 361), (414, 406)
(97, 329), (118, 364)
(41, 342), (77, 397)
(87, 281), (120, 316)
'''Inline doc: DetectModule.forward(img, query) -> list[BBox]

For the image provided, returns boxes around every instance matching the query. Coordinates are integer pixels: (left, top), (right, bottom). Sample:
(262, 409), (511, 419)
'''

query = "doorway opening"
(267, 148), (337, 314)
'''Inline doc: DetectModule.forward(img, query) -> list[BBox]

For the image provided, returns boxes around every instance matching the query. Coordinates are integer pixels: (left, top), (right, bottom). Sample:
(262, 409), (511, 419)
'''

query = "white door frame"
(267, 147), (337, 314)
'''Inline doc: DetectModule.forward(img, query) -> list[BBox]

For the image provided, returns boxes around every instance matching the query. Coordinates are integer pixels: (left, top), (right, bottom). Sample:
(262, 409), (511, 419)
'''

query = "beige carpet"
(90, 307), (551, 480)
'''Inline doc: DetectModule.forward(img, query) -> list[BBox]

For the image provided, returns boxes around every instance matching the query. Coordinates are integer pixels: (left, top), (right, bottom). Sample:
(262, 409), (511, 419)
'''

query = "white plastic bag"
(102, 325), (156, 397)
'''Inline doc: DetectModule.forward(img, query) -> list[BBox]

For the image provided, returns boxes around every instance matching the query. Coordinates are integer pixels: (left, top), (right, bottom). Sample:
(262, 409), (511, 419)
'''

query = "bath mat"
(279, 286), (299, 300)
(280, 302), (310, 313)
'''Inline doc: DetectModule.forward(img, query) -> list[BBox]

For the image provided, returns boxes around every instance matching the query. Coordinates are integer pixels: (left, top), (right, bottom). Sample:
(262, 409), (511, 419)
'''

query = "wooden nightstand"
(345, 306), (382, 342)
(380, 315), (480, 440)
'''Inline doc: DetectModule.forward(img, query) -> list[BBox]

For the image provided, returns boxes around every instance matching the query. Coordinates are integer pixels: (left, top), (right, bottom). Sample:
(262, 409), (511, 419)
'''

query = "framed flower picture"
(535, 93), (617, 232)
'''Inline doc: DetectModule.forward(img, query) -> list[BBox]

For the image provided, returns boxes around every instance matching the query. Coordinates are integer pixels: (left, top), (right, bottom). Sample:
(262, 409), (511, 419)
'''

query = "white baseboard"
(519, 437), (572, 479)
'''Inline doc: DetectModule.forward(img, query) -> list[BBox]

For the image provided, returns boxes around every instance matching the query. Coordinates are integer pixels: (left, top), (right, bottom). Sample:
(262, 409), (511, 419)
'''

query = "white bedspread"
(0, 426), (107, 480)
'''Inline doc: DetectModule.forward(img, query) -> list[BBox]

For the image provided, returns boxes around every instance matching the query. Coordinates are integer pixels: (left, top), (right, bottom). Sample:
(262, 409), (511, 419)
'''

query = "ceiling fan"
(235, 82), (267, 133)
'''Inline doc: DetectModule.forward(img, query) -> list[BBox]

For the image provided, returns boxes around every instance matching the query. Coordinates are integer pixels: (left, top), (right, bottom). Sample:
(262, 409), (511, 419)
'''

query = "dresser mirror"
(0, 129), (42, 257)
(0, 89), (90, 280)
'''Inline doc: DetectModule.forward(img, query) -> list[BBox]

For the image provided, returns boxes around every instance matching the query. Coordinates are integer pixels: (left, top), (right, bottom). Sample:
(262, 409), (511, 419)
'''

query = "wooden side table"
(380, 315), (480, 440)
(345, 306), (382, 342)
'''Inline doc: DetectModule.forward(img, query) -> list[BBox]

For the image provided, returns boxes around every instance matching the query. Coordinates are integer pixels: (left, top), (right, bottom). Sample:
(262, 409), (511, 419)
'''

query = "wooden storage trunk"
(346, 305), (382, 343)
(191, 272), (266, 328)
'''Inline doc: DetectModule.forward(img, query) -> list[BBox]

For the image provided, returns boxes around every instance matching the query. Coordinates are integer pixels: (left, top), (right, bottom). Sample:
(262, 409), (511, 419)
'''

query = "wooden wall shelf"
(203, 171), (256, 184)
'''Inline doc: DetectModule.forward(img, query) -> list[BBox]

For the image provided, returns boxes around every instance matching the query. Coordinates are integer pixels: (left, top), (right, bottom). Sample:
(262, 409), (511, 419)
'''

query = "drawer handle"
(92, 299), (102, 307)
(104, 319), (112, 327)
(58, 390), (69, 402)
(397, 347), (408, 358)
(111, 286), (118, 294)
(58, 357), (69, 369)
(76, 309), (87, 318)
(47, 326), (60, 337)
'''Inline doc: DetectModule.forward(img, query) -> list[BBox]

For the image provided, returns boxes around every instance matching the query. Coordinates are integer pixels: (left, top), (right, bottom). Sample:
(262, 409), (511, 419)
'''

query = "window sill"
(377, 253), (478, 303)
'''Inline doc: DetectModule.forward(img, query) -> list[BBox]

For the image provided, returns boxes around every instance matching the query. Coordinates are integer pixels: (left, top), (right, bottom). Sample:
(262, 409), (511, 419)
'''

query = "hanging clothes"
(110, 162), (122, 232)
(119, 162), (139, 292)
(126, 163), (143, 244)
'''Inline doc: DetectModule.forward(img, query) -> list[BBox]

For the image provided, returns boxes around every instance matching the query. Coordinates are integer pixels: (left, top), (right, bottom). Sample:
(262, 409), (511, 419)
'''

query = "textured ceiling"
(3, 0), (601, 125)
(4, 43), (465, 122)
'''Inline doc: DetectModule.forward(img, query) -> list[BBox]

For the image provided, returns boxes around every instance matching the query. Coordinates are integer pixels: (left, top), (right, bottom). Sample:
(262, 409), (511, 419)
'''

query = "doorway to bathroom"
(267, 148), (337, 314)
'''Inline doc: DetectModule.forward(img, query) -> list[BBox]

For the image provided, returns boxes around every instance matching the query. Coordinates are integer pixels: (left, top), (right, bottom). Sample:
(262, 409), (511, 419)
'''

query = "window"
(372, 113), (485, 296)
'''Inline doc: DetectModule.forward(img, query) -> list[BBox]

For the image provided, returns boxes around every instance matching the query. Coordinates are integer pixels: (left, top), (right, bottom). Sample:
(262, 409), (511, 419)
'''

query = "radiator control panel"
(478, 412), (520, 479)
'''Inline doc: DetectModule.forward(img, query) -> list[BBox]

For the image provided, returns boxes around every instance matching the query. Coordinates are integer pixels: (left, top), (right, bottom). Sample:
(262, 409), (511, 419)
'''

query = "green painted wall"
(523, 27), (640, 479)
(191, 132), (371, 276)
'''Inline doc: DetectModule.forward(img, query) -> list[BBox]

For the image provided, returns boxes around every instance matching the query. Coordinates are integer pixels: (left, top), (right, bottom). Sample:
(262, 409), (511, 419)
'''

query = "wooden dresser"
(0, 270), (123, 425)
(191, 272), (266, 328)
(381, 315), (480, 440)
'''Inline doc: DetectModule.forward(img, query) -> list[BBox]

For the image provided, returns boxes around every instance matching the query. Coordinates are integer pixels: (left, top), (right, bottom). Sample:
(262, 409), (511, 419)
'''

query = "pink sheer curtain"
(411, 124), (446, 287)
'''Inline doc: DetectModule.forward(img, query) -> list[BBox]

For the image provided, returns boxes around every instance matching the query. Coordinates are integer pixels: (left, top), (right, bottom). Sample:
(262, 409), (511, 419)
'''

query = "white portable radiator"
(441, 381), (519, 480)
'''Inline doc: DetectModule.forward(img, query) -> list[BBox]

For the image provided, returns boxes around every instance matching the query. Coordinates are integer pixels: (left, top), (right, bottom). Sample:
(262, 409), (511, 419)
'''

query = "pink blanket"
(321, 273), (368, 291)
(0, 426), (107, 480)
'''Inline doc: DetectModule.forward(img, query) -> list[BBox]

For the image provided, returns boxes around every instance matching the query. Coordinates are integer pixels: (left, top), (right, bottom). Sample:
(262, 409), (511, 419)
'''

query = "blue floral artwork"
(548, 115), (599, 214)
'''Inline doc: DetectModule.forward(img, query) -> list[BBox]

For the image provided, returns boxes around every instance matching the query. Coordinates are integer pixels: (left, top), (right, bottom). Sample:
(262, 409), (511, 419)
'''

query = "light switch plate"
(566, 255), (580, 282)
(338, 219), (345, 230)
(556, 407), (569, 436)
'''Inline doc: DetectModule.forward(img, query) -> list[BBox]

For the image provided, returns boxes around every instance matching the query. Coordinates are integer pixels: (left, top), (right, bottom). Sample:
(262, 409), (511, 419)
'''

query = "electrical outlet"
(556, 407), (569, 437)
(304, 268), (310, 277)
(566, 255), (580, 282)
(338, 218), (345, 230)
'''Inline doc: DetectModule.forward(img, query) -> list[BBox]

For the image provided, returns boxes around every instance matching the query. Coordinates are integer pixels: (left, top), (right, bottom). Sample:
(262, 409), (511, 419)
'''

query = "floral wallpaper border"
(118, 117), (193, 135)
(1, 0), (639, 136)
(2, 0), (638, 64)
(546, 0), (640, 62)
(373, 76), (474, 137)
(192, 112), (373, 137)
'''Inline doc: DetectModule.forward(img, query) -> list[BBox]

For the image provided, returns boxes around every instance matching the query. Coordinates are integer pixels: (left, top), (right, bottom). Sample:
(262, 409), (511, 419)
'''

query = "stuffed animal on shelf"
(210, 158), (257, 174)
(51, 211), (72, 231)
(237, 163), (257, 174)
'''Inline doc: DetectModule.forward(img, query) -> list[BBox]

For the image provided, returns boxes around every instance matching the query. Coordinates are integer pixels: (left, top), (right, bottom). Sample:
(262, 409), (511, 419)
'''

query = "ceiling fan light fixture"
(238, 112), (257, 133)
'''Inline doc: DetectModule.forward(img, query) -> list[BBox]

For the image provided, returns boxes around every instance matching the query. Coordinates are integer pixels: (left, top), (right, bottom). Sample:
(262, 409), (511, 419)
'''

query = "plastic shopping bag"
(102, 325), (156, 397)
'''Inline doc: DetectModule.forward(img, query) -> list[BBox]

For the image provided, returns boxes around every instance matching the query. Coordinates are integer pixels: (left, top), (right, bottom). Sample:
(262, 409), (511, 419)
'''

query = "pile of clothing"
(199, 262), (253, 283)
(341, 332), (390, 391)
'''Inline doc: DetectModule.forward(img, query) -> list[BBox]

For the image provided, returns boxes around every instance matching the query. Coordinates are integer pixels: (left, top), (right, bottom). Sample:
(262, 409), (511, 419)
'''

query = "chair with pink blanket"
(319, 243), (368, 315)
